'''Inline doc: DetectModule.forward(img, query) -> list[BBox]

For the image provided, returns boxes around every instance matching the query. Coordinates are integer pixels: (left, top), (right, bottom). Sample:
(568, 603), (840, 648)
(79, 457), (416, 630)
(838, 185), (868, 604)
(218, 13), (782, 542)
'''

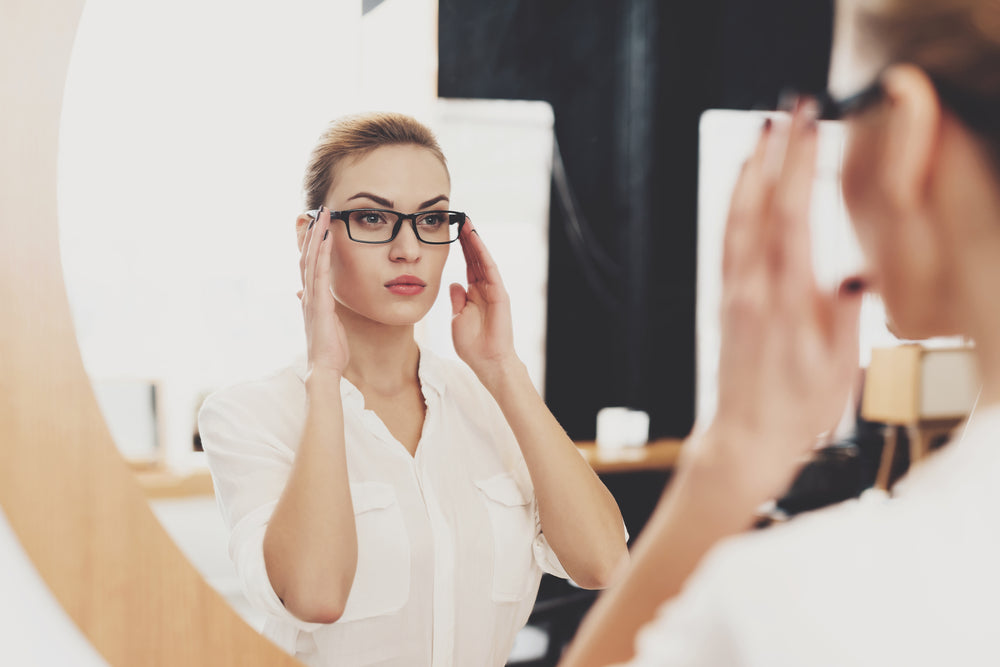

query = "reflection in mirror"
(58, 0), (554, 661)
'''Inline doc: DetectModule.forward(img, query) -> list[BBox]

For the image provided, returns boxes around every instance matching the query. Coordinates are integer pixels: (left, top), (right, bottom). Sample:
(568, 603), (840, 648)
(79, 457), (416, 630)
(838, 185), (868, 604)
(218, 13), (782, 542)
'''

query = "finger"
(833, 276), (865, 349)
(770, 99), (820, 280)
(459, 219), (483, 284)
(313, 217), (334, 308)
(723, 118), (774, 278)
(464, 222), (506, 292)
(299, 211), (318, 288)
(449, 282), (467, 316)
(303, 207), (329, 299)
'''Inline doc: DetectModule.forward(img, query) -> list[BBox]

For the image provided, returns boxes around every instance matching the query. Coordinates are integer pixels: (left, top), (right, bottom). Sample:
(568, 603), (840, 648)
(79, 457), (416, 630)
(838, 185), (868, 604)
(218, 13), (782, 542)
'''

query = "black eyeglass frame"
(818, 73), (995, 133)
(817, 79), (885, 121)
(306, 208), (467, 245)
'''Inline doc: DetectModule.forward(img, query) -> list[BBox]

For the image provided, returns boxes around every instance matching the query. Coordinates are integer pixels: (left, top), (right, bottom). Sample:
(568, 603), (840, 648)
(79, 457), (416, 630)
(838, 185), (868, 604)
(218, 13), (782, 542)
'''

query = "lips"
(385, 275), (427, 295)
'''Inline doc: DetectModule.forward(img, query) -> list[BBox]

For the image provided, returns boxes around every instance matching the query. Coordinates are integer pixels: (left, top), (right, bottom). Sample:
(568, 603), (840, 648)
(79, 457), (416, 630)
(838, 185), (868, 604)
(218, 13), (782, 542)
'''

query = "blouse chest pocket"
(337, 481), (411, 623)
(475, 473), (539, 603)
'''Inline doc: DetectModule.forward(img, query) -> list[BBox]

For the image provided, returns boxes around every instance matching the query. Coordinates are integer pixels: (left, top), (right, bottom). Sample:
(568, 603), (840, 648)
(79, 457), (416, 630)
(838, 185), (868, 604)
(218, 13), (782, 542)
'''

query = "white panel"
(919, 349), (980, 419)
(420, 99), (555, 394)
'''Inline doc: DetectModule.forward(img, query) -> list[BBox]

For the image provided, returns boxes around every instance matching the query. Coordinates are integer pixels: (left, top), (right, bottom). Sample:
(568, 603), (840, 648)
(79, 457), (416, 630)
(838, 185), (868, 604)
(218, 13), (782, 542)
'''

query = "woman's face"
(833, 9), (956, 339)
(319, 144), (452, 328)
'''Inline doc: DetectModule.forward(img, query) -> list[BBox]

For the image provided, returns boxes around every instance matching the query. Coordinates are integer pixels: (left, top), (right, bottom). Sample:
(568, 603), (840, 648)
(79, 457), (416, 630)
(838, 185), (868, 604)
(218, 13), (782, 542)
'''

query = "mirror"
(1, 0), (302, 662)
(57, 0), (554, 657)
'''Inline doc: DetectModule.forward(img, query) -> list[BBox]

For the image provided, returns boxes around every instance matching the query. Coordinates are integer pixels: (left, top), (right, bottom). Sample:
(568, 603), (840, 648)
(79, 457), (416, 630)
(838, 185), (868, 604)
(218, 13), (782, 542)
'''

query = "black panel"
(440, 0), (833, 442)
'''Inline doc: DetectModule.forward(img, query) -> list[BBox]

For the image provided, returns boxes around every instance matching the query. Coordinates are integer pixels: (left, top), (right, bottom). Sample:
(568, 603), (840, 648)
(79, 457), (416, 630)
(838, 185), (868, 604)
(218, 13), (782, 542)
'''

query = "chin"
(366, 302), (436, 328)
(884, 308), (960, 341)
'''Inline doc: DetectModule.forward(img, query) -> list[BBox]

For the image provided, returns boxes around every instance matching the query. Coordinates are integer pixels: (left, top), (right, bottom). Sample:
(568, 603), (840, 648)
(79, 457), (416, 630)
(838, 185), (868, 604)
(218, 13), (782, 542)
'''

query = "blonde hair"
(303, 112), (448, 210)
(855, 0), (1000, 167)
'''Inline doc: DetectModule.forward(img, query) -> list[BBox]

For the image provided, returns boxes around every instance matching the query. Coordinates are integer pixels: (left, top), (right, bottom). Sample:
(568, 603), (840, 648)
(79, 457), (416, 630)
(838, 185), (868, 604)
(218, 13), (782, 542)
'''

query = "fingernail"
(801, 97), (820, 130)
(839, 277), (867, 296)
(778, 88), (798, 113)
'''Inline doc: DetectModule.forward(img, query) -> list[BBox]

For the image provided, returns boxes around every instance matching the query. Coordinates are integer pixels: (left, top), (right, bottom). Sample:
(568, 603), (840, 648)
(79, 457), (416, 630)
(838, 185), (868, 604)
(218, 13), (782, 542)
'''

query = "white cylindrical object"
(596, 407), (650, 450)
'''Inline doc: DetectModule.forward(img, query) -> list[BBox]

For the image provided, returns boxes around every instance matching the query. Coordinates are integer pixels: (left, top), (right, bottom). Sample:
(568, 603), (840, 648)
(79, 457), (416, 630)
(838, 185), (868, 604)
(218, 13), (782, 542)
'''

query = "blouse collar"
(291, 342), (448, 405)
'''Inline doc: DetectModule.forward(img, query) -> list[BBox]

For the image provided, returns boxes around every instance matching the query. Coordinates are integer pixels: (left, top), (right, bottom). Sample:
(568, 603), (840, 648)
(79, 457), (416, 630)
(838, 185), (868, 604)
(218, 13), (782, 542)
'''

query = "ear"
(878, 64), (943, 216)
(295, 213), (313, 252)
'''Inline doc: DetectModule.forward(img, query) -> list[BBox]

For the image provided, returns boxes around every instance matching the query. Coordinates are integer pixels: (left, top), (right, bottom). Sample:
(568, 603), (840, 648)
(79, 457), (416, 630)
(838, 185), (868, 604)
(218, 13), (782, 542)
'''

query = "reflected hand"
(706, 100), (865, 497)
(299, 207), (349, 378)
(449, 221), (518, 384)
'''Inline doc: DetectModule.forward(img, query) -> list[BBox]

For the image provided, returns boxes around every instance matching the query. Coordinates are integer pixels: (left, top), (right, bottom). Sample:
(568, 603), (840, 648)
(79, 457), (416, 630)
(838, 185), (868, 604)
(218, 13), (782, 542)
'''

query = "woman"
(199, 112), (628, 667)
(562, 0), (1000, 665)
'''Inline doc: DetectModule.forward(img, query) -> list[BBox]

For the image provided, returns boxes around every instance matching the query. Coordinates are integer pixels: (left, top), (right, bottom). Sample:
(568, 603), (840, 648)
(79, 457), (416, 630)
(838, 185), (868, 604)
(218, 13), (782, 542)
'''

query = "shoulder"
(198, 363), (307, 448)
(693, 497), (904, 603)
(201, 364), (303, 417)
(643, 493), (979, 666)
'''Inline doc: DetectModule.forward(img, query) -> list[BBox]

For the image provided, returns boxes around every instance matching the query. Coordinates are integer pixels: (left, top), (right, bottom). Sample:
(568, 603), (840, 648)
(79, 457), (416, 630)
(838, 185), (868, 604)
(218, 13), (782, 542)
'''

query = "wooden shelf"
(132, 439), (686, 499)
(575, 439), (685, 474)
(134, 467), (215, 500)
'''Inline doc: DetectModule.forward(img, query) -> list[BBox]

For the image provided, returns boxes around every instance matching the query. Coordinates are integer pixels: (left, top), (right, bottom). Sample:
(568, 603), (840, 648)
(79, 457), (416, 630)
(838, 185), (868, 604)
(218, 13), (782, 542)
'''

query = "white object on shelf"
(596, 407), (650, 450)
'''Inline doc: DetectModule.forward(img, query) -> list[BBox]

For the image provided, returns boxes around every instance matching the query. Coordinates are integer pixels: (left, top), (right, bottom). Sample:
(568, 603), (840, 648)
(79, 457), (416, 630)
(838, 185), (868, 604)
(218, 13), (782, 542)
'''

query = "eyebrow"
(346, 192), (450, 210)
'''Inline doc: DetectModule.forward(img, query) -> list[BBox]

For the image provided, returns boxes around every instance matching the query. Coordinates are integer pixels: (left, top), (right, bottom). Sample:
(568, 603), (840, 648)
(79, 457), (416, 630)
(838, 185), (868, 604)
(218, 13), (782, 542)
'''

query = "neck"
(338, 306), (420, 395)
(943, 150), (1000, 407)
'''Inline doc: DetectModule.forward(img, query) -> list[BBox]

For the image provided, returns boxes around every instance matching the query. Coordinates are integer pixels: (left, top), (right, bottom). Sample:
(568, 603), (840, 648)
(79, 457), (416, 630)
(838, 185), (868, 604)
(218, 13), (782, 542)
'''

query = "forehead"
(328, 144), (450, 205)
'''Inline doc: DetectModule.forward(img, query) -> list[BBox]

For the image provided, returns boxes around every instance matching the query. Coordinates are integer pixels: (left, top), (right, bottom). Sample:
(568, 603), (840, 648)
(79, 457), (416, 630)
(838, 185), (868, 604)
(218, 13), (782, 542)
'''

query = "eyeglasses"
(819, 74), (995, 132)
(306, 208), (467, 245)
(818, 80), (885, 121)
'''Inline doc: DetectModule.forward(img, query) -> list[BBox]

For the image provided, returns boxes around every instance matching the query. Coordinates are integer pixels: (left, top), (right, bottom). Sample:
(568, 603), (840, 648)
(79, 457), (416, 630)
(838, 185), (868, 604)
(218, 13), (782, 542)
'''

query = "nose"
(388, 220), (422, 263)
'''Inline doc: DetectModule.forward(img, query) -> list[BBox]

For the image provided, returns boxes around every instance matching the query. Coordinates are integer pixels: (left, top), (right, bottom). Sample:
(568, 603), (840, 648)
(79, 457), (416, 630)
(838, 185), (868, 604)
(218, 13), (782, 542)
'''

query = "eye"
(351, 210), (389, 226)
(416, 212), (447, 227)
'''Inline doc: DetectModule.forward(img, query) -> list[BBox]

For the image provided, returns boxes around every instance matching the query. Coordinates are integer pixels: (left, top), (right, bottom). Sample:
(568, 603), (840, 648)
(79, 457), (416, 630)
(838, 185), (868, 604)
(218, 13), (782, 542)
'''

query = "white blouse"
(618, 406), (1000, 667)
(198, 346), (570, 667)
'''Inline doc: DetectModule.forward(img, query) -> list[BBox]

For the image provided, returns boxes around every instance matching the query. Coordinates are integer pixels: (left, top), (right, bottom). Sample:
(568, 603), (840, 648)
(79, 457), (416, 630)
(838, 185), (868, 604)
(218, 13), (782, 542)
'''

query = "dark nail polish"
(840, 278), (866, 296)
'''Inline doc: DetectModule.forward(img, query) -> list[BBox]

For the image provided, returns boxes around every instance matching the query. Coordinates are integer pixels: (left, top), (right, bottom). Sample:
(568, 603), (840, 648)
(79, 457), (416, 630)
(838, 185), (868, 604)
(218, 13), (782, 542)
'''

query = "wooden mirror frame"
(0, 0), (302, 663)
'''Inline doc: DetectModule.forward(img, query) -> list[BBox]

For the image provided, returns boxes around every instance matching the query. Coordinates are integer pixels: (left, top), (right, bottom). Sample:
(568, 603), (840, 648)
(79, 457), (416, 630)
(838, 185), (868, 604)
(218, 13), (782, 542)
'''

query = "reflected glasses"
(818, 80), (885, 121)
(306, 208), (466, 245)
(819, 75), (995, 133)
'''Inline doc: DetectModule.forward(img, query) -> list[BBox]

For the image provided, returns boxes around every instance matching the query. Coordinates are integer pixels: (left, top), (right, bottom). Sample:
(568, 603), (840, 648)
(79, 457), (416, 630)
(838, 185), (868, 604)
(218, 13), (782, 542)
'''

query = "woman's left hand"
(450, 221), (519, 384)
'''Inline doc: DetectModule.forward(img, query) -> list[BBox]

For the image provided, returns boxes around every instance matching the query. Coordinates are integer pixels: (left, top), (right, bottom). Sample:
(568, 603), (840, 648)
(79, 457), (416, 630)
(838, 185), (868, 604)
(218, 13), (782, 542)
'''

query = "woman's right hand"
(299, 207), (349, 378)
(697, 100), (866, 499)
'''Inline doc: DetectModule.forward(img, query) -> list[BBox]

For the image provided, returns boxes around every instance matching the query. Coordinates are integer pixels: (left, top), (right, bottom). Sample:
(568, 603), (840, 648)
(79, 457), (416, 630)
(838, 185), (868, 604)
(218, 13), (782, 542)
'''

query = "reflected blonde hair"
(854, 0), (1000, 168)
(303, 112), (448, 210)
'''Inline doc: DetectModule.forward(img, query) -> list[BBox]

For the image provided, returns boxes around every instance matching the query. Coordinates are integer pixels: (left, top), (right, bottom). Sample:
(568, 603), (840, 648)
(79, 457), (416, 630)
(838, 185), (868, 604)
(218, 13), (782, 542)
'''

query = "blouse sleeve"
(197, 388), (326, 636)
(529, 448), (630, 582)
(478, 381), (629, 581)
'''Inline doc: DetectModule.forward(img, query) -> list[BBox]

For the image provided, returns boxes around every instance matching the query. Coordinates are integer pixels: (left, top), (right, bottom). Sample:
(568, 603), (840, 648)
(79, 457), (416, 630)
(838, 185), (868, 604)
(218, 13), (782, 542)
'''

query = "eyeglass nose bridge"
(385, 213), (426, 245)
(388, 212), (458, 245)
